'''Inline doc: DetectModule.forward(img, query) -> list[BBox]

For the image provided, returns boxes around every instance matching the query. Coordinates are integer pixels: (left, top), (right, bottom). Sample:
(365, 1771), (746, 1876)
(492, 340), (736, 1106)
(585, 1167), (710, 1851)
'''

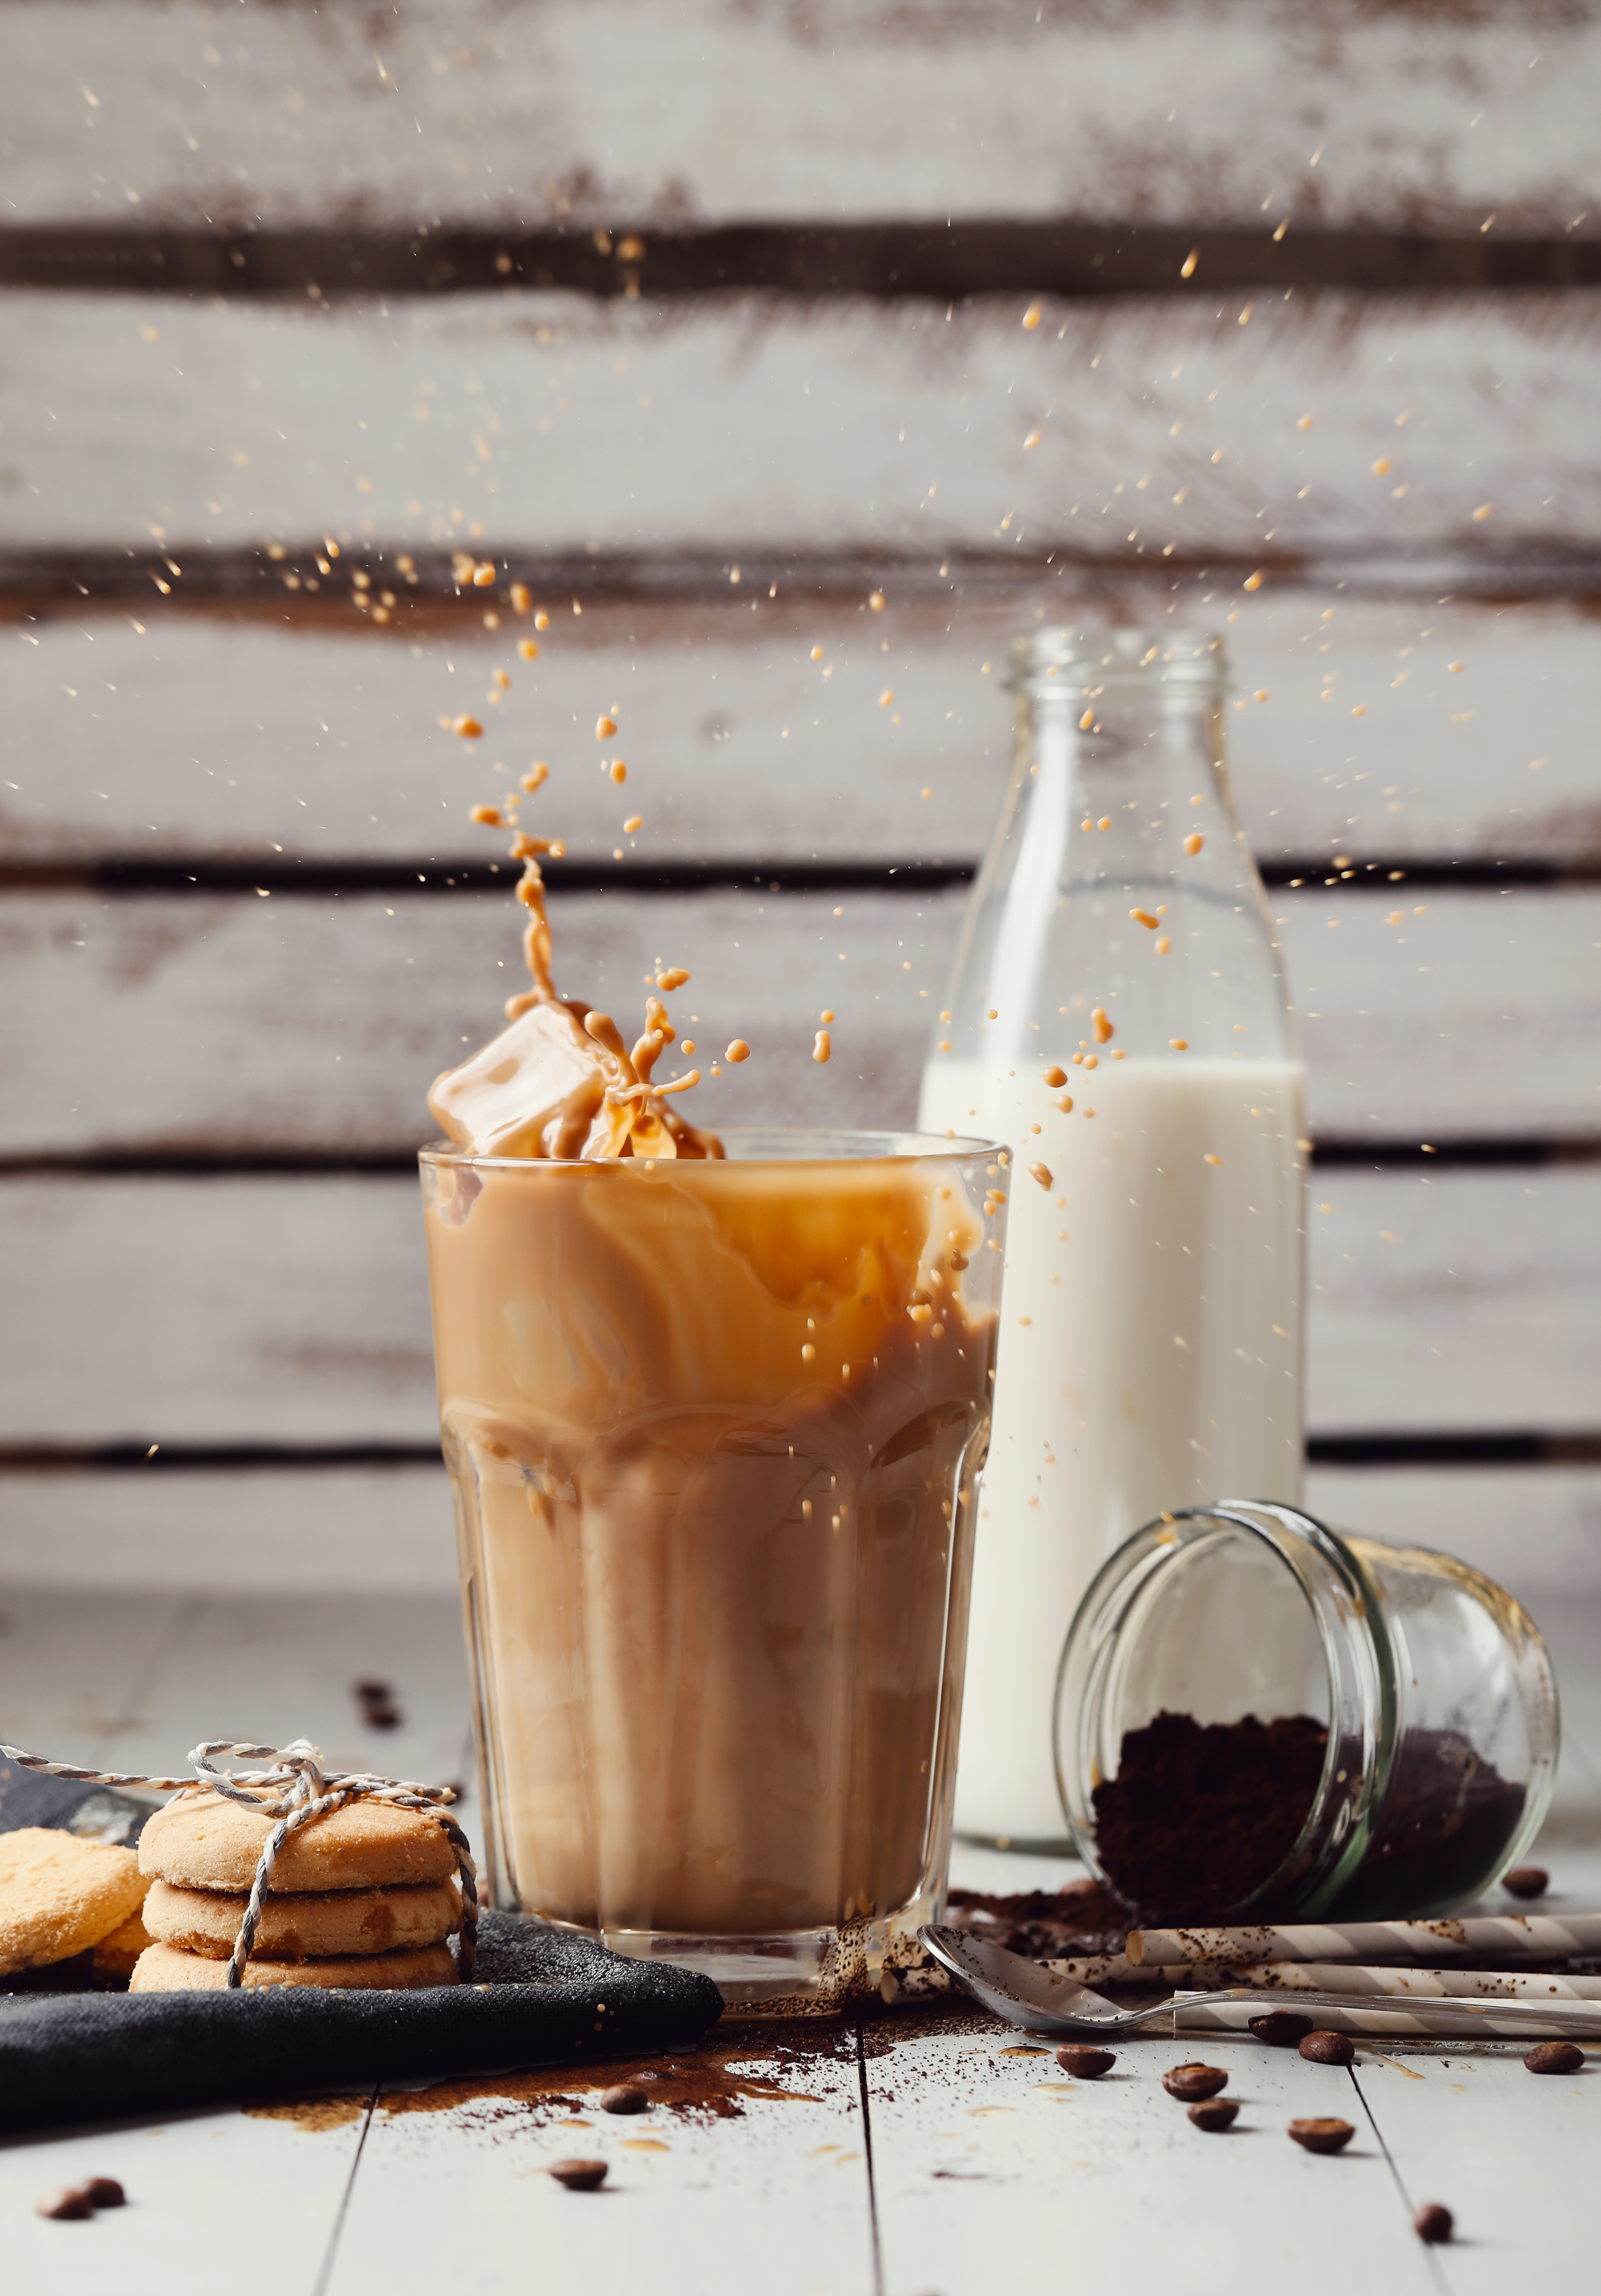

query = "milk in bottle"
(919, 628), (1306, 1846)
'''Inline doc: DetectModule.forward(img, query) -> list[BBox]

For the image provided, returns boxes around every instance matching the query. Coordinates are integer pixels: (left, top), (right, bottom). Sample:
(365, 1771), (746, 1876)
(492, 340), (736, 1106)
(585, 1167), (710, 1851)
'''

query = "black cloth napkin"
(0, 1912), (725, 2134)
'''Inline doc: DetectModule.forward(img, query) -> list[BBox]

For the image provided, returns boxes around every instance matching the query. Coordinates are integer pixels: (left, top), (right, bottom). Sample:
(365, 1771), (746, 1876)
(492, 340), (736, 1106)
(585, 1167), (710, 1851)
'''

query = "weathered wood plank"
(0, 1167), (1592, 1446)
(0, 1588), (189, 1768)
(5, 593), (1597, 868)
(0, 2094), (369, 2292)
(866, 2019), (1432, 2296)
(1, 886), (1595, 1157)
(2, 0), (1596, 235)
(5, 1464), (1599, 1607)
(328, 2041), (876, 2296)
(3, 289), (1597, 559)
(0, 1465), (457, 1594)
(1350, 2048), (1596, 2285)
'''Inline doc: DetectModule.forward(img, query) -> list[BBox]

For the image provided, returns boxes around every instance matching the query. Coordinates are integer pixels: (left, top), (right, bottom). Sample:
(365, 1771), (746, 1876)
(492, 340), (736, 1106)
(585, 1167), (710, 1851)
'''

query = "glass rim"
(419, 1125), (1008, 1173)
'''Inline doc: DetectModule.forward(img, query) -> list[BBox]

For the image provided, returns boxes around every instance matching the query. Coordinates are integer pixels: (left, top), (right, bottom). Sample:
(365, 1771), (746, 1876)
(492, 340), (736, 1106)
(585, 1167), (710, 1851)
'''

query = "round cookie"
(144, 1875), (461, 1960)
(0, 1828), (148, 1977)
(91, 1905), (154, 1981)
(139, 1790), (457, 1894)
(130, 1939), (458, 1992)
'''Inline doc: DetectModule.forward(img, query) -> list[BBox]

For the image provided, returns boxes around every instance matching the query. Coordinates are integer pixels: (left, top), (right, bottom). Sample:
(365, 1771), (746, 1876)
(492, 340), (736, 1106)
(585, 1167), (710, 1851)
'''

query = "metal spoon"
(918, 1926), (1601, 2043)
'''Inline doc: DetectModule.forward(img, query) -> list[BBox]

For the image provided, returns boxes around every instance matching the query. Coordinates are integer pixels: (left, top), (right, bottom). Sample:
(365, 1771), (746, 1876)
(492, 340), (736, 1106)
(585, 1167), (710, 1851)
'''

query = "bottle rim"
(1009, 625), (1228, 696)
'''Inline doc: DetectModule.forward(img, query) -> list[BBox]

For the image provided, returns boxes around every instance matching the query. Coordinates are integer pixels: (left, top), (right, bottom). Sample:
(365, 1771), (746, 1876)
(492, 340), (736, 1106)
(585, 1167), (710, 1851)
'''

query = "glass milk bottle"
(919, 627), (1306, 1847)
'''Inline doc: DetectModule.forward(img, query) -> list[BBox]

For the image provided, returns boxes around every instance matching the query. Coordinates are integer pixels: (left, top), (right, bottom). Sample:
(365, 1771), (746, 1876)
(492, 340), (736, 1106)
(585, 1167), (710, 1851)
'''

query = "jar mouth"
(1009, 625), (1227, 697)
(1054, 1502), (1392, 1924)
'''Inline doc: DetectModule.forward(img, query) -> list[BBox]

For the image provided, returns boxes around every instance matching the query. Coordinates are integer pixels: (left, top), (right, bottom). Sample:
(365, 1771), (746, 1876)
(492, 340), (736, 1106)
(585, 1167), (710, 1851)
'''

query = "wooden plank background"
(1, 0), (1598, 1600)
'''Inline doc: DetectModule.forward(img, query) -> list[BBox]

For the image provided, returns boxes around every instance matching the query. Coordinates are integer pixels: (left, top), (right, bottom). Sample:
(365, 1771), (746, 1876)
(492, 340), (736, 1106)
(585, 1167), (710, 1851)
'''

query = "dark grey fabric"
(0, 1912), (724, 2133)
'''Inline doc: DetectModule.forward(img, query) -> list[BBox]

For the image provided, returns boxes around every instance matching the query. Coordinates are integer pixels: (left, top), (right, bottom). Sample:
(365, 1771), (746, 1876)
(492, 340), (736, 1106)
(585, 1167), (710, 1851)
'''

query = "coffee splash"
(428, 775), (724, 1160)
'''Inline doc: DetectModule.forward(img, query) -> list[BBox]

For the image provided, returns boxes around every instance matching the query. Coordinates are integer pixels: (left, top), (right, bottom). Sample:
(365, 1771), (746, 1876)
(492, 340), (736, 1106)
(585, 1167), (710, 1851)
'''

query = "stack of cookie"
(130, 1788), (463, 1991)
(0, 1829), (151, 1986)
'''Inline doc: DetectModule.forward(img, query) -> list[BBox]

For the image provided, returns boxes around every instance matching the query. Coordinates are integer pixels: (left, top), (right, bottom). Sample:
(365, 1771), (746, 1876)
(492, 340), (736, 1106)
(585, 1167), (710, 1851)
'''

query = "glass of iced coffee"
(420, 1126), (1007, 2009)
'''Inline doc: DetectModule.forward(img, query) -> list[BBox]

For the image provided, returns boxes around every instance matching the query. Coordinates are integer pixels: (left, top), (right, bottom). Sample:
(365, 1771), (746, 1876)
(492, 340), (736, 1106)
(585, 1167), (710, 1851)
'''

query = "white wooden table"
(2, 3), (1599, 2283)
(3, 1583), (1597, 2294)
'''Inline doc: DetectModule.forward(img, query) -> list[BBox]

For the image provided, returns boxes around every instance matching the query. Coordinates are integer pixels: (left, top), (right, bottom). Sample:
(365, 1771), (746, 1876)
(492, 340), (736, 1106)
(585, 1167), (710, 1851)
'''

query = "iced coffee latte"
(420, 828), (1006, 2003)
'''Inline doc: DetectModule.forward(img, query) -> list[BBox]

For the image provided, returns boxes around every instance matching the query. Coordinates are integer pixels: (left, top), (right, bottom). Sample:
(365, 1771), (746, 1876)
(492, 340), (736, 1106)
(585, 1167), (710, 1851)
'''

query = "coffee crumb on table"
(548, 2158), (609, 2190)
(1288, 2117), (1354, 2153)
(1299, 2031), (1355, 2066)
(1502, 1866), (1549, 1899)
(36, 2188), (94, 2220)
(1249, 2011), (1314, 2046)
(1524, 2041), (1584, 2075)
(1054, 2045), (1115, 2078)
(1163, 2063), (1228, 2101)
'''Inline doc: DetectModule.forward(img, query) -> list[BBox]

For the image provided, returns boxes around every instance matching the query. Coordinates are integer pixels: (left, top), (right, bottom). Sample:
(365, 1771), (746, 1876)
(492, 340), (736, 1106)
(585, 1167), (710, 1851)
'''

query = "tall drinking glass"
(420, 1127), (1009, 2010)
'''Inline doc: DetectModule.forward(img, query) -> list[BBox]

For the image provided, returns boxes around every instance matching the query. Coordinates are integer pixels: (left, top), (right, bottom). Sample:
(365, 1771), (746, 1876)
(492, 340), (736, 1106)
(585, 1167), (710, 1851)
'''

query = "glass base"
(955, 1829), (1077, 1858)
(529, 1898), (937, 2018)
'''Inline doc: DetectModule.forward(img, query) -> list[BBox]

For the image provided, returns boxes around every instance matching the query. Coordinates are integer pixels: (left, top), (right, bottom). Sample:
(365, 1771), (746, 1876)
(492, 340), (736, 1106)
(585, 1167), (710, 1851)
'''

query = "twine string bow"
(0, 1738), (478, 1986)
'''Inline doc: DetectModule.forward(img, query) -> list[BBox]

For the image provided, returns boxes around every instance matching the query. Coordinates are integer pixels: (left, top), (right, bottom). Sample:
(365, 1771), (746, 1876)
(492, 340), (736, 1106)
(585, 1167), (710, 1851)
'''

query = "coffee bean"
(80, 2178), (126, 2209)
(1163, 2063), (1228, 2101)
(1188, 2099), (1240, 2132)
(1503, 1866), (1549, 1901)
(1414, 2203), (1454, 2244)
(599, 2083), (650, 2115)
(1524, 2040), (1585, 2076)
(36, 2187), (94, 2220)
(1287, 2117), (1355, 2155)
(548, 2158), (609, 2191)
(1299, 2030), (1355, 2067)
(1055, 2045), (1115, 2079)
(1249, 2011), (1314, 2047)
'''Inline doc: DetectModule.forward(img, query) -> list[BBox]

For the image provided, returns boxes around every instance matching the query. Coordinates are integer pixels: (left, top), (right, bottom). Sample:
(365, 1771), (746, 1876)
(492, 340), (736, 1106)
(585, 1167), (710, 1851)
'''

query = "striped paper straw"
(1183, 1960), (1601, 2001)
(1128, 1913), (1601, 1967)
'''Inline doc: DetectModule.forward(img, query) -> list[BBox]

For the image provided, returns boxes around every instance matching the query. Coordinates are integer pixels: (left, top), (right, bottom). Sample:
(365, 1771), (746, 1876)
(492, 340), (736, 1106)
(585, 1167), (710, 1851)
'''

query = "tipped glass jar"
(920, 628), (1306, 1848)
(1055, 1503), (1559, 1923)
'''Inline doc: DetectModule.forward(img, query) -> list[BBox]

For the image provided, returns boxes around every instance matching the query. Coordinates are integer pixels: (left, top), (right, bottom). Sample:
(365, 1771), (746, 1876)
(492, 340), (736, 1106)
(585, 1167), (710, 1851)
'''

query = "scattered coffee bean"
(79, 2178), (126, 2209)
(1055, 2045), (1115, 2079)
(1188, 2099), (1240, 2132)
(1414, 2203), (1454, 2245)
(1524, 2041), (1585, 2076)
(1299, 2030), (1356, 2067)
(352, 1676), (402, 1730)
(1163, 2063), (1228, 2101)
(1249, 2011), (1314, 2047)
(1503, 1866), (1550, 1901)
(599, 2083), (650, 2116)
(36, 2187), (94, 2220)
(548, 2158), (609, 2191)
(1287, 2117), (1355, 2155)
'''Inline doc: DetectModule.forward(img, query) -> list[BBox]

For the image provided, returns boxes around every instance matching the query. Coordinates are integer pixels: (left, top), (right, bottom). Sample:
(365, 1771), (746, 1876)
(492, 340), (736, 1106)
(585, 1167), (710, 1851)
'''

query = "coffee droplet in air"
(1091, 1008), (1113, 1044)
(1131, 908), (1159, 930)
(655, 967), (690, 991)
(1043, 1065), (1067, 1088)
(596, 715), (617, 739)
(1170, 1037), (1189, 1051)
(813, 1030), (832, 1063)
(623, 814), (643, 834)
(1184, 831), (1203, 855)
(1204, 1153), (1224, 1166)
(726, 1040), (750, 1063)
(820, 1008), (835, 1023)
(1028, 1162), (1052, 1189)
(1079, 707), (1095, 729)
(453, 714), (483, 739)
(1022, 298), (1043, 329)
